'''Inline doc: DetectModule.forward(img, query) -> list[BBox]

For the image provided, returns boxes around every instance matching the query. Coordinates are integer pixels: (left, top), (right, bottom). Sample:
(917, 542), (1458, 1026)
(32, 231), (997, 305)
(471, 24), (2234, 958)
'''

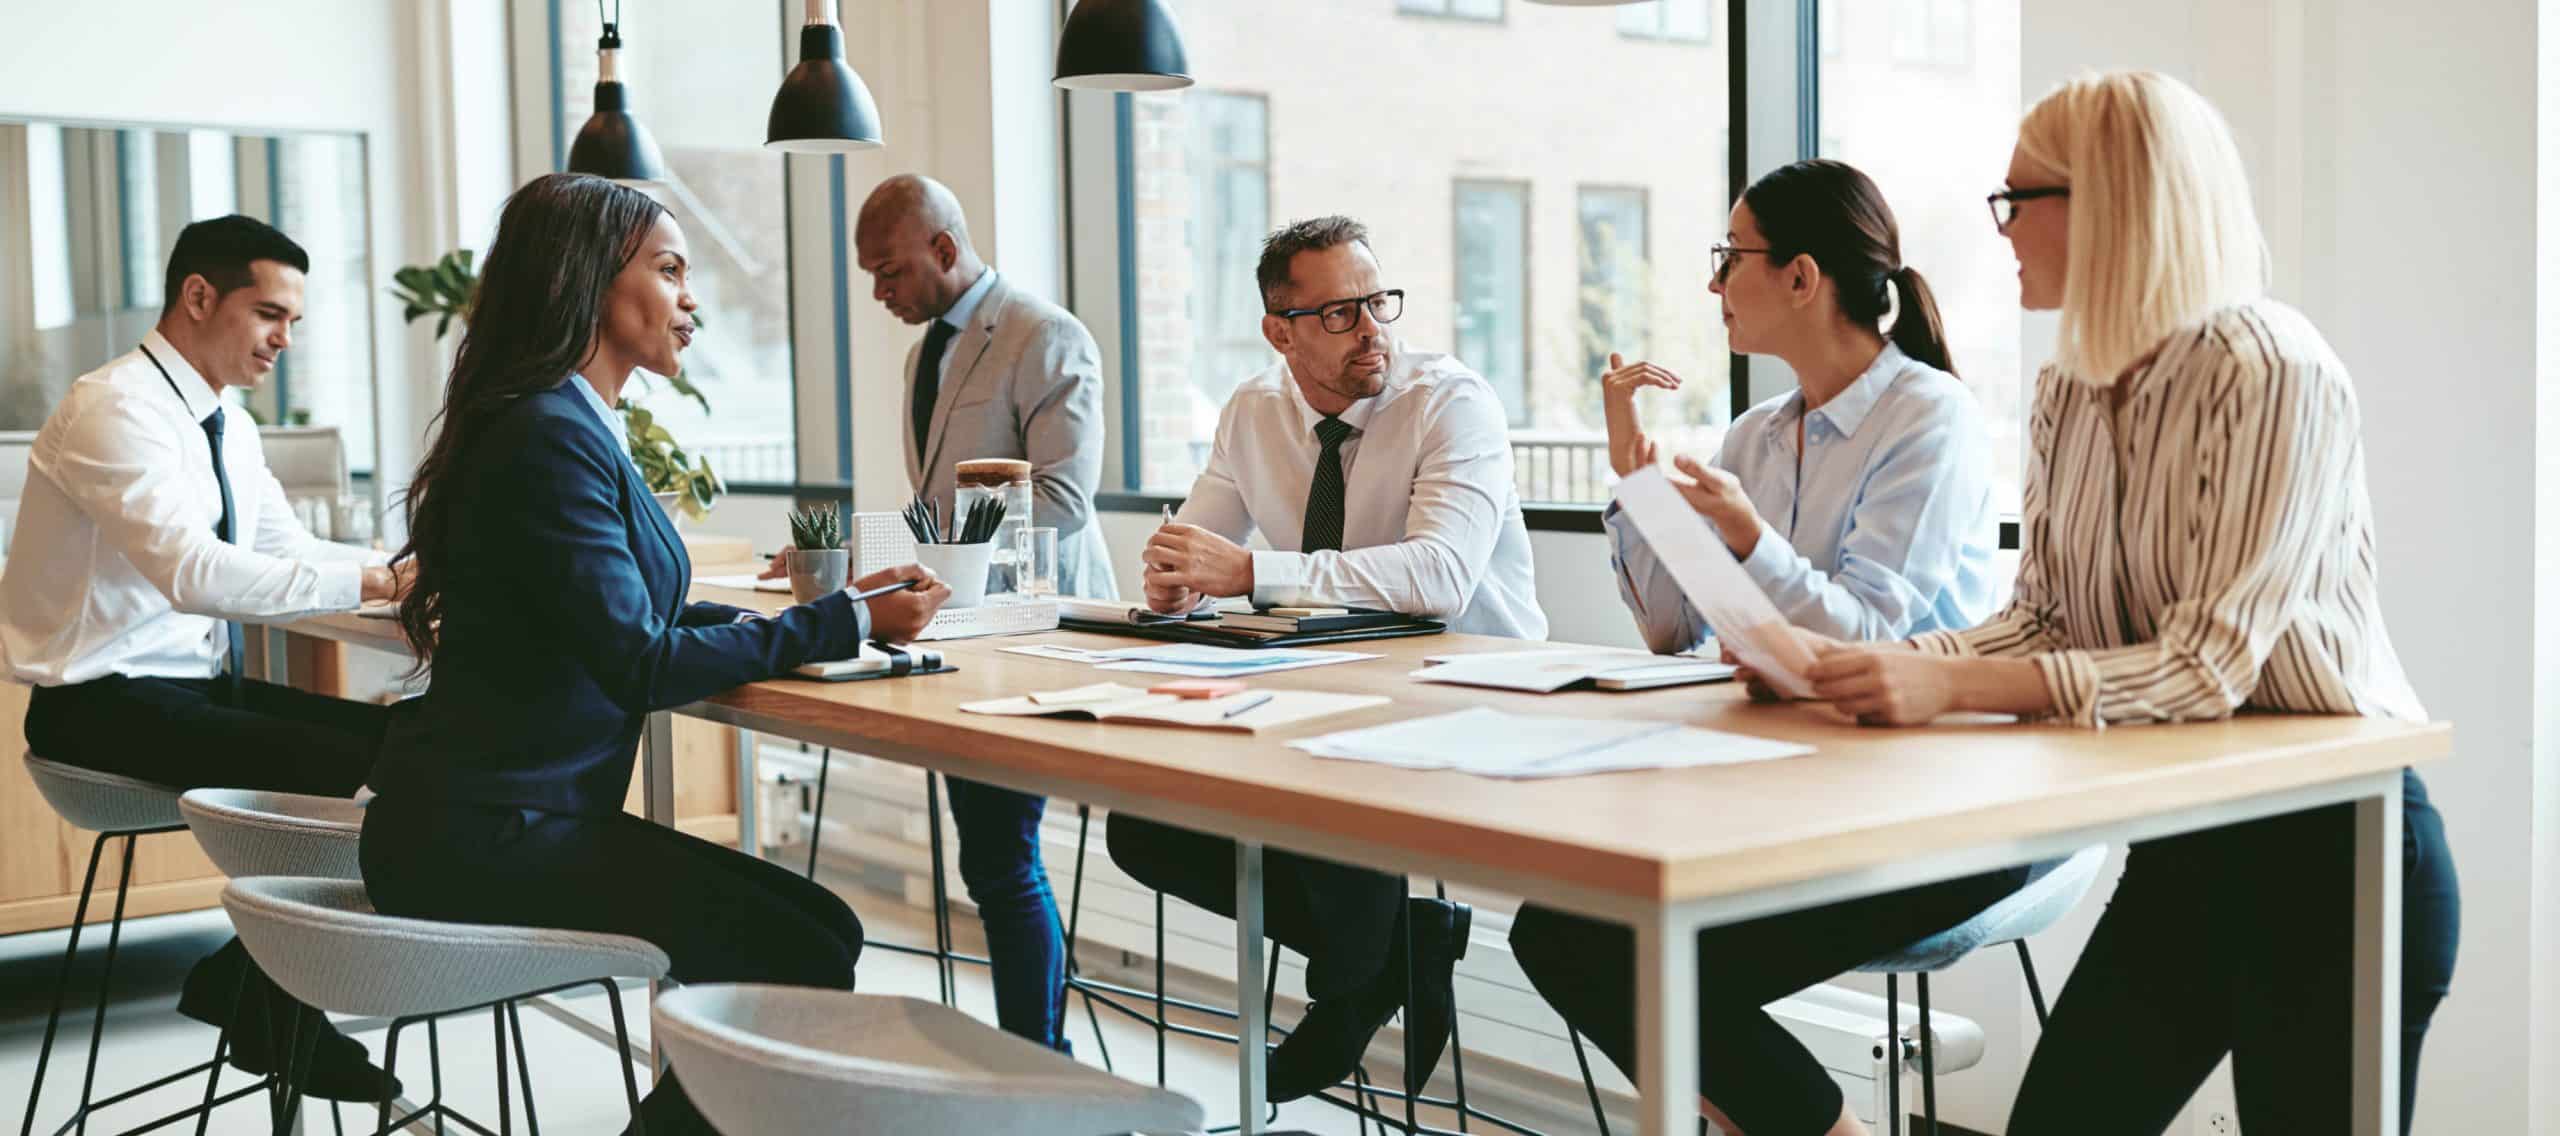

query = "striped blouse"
(1909, 300), (2427, 729)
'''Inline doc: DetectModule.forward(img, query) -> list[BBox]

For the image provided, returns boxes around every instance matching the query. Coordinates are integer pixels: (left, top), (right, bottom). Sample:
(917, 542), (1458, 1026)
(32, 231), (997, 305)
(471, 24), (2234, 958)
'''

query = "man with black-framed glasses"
(1113, 214), (1546, 1106)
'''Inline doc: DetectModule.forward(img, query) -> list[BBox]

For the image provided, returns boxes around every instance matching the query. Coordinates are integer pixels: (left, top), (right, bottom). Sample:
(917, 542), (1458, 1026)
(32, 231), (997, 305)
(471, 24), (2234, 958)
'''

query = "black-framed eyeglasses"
(1987, 185), (2070, 231)
(1710, 242), (1772, 285)
(1268, 289), (1405, 334)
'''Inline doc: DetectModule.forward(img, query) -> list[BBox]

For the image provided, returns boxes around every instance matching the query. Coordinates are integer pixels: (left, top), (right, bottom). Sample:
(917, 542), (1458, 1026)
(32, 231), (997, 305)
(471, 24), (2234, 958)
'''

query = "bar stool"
(220, 876), (667, 1135)
(1561, 845), (2111, 1136)
(17, 753), (253, 1136)
(1857, 845), (2109, 1136)
(652, 984), (1201, 1135)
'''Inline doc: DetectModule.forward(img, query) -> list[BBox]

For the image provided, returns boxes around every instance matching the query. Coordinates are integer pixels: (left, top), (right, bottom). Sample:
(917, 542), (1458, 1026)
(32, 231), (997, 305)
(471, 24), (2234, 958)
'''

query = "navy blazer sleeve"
(678, 601), (760, 627)
(496, 420), (868, 713)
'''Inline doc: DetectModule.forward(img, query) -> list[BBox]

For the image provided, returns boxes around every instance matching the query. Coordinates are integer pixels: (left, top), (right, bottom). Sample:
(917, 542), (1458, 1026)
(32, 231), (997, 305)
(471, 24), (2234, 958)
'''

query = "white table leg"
(1635, 903), (1700, 1136)
(642, 710), (678, 1077)
(642, 711), (677, 829)
(2352, 772), (2403, 1136)
(1235, 840), (1268, 1134)
(733, 728), (759, 858)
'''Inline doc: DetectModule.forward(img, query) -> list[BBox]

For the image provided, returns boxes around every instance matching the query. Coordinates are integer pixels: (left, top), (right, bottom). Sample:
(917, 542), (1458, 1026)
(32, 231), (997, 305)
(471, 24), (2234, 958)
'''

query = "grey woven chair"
(179, 788), (366, 880)
(18, 754), (260, 1136)
(654, 984), (1204, 1136)
(222, 876), (669, 1135)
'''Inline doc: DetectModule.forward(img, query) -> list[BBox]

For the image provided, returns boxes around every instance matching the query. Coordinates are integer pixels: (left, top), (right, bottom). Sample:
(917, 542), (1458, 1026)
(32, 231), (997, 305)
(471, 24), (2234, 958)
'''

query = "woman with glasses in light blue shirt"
(1601, 158), (1998, 655)
(1510, 159), (2009, 1136)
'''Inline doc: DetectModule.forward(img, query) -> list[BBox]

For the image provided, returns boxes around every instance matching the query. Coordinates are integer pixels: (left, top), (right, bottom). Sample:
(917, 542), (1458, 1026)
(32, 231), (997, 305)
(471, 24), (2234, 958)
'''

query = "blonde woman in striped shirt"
(1797, 71), (2459, 1134)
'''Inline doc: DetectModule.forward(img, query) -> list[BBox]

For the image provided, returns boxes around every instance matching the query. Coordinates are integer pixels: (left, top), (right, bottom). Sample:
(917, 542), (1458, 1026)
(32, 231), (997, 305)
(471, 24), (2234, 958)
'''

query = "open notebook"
(959, 683), (1387, 733)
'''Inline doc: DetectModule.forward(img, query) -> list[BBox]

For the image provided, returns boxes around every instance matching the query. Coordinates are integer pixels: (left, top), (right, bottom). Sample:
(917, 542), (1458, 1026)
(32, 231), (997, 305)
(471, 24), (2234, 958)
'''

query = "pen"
(1218, 692), (1275, 719)
(843, 577), (925, 604)
(1161, 504), (1175, 526)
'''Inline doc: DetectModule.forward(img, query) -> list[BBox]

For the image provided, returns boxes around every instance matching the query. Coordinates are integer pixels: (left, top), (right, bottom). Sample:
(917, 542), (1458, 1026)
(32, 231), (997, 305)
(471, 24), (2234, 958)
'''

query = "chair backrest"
(258, 426), (350, 502)
(654, 985), (1203, 1136)
(179, 788), (366, 880)
(221, 877), (668, 1019)
(21, 752), (185, 834)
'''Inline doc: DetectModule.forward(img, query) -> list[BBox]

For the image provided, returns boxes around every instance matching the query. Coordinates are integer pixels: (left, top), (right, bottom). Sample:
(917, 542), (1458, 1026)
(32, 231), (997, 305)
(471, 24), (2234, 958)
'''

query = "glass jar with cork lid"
(954, 458), (1033, 598)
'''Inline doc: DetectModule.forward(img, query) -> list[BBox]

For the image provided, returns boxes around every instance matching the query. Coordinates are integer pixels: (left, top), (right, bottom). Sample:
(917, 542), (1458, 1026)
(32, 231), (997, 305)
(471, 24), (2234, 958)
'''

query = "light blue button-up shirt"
(565, 373), (621, 438)
(932, 268), (1000, 384)
(1607, 343), (1997, 652)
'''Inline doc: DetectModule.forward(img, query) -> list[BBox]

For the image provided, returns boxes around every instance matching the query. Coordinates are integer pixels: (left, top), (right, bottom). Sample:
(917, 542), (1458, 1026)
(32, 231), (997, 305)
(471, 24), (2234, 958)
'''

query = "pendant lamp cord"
(596, 0), (621, 35)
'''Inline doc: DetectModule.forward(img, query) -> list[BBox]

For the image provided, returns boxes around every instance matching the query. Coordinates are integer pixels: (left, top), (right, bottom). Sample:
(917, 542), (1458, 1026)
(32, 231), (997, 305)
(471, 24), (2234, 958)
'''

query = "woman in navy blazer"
(359, 173), (948, 1136)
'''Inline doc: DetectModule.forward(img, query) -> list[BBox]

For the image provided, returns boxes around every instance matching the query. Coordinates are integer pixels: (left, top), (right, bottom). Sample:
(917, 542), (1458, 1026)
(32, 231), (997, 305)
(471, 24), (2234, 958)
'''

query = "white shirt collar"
(940, 268), (999, 332)
(565, 374), (622, 437)
(139, 329), (222, 423)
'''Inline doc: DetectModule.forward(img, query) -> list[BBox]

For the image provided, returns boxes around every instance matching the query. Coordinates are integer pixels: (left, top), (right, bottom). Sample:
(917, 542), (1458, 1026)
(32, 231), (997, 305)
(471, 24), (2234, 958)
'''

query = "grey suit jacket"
(902, 271), (1117, 599)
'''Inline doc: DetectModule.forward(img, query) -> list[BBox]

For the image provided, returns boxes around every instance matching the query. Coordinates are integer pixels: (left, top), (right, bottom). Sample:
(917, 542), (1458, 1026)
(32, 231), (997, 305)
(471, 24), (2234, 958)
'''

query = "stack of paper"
(960, 683), (1388, 733)
(1288, 707), (1811, 779)
(1413, 648), (1736, 693)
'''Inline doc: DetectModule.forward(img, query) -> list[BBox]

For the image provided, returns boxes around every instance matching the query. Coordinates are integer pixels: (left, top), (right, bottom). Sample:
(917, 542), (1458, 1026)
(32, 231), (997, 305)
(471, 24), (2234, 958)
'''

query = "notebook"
(1412, 648), (1738, 693)
(958, 683), (1388, 733)
(1055, 598), (1219, 626)
(1215, 606), (1413, 635)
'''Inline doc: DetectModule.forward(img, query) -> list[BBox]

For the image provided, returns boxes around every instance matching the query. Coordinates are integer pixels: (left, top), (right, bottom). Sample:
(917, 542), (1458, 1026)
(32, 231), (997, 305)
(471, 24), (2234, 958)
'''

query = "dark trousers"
(2007, 768), (2459, 1135)
(25, 674), (390, 1048)
(1509, 867), (2029, 1136)
(942, 777), (1069, 1049)
(1105, 815), (1403, 1001)
(359, 797), (865, 1136)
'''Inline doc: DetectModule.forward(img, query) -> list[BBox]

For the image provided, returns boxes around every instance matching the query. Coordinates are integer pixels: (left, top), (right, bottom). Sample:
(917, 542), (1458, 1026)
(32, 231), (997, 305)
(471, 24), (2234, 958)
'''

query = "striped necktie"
(1299, 415), (1354, 553)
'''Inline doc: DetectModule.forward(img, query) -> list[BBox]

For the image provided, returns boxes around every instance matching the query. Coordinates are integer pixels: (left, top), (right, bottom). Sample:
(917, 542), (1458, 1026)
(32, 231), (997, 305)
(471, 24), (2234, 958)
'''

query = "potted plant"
(392, 249), (724, 522)
(783, 505), (849, 604)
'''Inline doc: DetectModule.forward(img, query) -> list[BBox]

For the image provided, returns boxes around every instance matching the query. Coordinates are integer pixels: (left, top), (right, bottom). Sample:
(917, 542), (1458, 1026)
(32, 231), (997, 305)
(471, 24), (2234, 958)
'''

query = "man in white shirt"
(0, 215), (403, 1102)
(1110, 216), (1546, 1104)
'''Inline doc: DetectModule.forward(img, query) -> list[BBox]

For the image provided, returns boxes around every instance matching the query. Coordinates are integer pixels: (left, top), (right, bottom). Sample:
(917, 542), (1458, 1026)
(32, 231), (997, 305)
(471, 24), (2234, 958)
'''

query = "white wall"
(0, 0), (491, 525)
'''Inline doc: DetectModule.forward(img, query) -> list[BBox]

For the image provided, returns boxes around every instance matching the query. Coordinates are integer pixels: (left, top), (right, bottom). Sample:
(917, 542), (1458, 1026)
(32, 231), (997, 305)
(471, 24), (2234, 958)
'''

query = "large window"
(1397, 0), (1503, 20)
(1117, 0), (1732, 503)
(1577, 186), (1649, 385)
(1453, 180), (1530, 425)
(555, 0), (795, 485)
(1823, 0), (2022, 508)
(1618, 0), (1713, 43)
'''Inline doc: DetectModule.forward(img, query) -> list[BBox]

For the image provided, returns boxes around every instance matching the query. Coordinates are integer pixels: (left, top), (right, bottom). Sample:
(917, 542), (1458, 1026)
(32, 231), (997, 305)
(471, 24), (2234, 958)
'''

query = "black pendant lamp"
(1054, 0), (1194, 92)
(767, 0), (885, 152)
(565, 4), (669, 184)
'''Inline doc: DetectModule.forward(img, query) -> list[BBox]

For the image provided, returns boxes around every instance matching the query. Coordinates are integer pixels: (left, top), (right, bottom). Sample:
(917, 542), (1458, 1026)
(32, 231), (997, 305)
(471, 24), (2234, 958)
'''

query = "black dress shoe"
(1397, 897), (1472, 1097)
(176, 946), (402, 1103)
(1263, 897), (1473, 1103)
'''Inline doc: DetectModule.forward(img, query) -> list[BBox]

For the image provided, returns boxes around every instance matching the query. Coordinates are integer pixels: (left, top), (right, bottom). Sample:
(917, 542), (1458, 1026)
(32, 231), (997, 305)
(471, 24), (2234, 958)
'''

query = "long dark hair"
(1740, 159), (1956, 376)
(392, 172), (668, 665)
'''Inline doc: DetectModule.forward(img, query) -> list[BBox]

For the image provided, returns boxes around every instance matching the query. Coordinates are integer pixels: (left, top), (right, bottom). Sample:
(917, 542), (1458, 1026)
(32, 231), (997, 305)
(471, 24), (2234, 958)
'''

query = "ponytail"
(1887, 266), (1957, 377)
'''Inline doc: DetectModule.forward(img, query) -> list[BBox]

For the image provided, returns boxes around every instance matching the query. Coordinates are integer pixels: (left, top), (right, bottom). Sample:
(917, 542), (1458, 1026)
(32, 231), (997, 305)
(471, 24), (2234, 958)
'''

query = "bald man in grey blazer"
(865, 173), (1110, 1052)
(868, 175), (1115, 599)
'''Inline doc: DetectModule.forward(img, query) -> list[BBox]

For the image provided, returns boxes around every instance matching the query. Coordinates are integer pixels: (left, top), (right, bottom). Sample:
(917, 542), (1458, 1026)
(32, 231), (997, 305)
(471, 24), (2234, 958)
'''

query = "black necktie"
(202, 408), (245, 700)
(1300, 415), (1354, 553)
(912, 319), (960, 457)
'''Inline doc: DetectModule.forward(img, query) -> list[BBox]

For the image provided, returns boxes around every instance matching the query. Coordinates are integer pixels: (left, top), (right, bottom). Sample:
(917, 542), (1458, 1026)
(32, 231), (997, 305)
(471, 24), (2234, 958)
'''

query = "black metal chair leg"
(1917, 973), (1938, 1136)
(1063, 804), (1113, 1073)
(196, 913), (260, 1136)
(507, 1002), (540, 1136)
(2015, 940), (2050, 1026)
(1885, 972), (1901, 1136)
(427, 1018), (446, 1136)
(71, 833), (142, 1136)
(490, 1006), (512, 1136)
(1153, 890), (1168, 1088)
(1399, 878), (1418, 1135)
(602, 981), (644, 1133)
(924, 772), (957, 1007)
(1566, 1029), (1611, 1136)
(372, 1021), (400, 1136)
(1434, 879), (1471, 1133)
(21, 833), (107, 1136)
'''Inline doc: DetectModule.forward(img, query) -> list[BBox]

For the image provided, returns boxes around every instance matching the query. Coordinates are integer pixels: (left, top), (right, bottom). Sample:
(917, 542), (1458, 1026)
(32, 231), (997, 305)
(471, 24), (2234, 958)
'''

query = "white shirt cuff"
(1736, 519), (1791, 583)
(323, 562), (368, 612)
(1248, 549), (1305, 608)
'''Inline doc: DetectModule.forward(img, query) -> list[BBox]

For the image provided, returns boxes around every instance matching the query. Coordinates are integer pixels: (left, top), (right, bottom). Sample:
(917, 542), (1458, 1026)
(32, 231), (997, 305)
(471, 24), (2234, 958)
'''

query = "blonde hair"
(2017, 71), (2270, 382)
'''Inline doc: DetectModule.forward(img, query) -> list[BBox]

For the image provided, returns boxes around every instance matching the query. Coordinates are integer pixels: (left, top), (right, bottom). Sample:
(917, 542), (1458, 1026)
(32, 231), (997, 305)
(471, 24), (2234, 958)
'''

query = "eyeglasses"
(1268, 289), (1405, 334)
(1987, 185), (2070, 231)
(1710, 242), (1772, 285)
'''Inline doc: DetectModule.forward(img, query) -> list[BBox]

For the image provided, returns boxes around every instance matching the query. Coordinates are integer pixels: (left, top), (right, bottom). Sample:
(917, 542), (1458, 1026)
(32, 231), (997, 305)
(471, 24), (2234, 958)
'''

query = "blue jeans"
(943, 777), (1068, 1050)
